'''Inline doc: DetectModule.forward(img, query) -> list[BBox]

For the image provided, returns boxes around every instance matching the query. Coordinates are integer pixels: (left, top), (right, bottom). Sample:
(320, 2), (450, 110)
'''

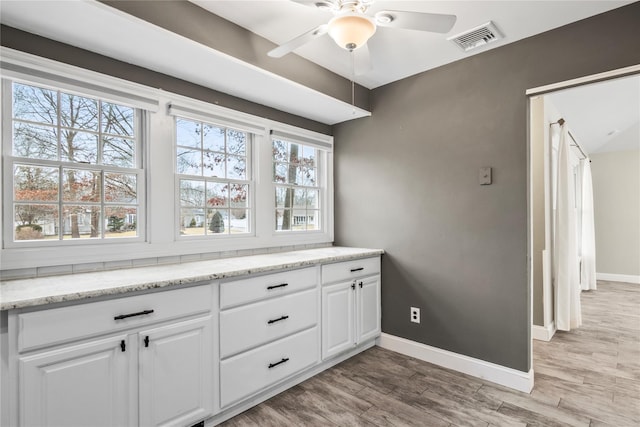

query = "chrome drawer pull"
(113, 309), (154, 320)
(350, 267), (364, 272)
(268, 357), (289, 369)
(267, 283), (288, 290)
(267, 315), (289, 325)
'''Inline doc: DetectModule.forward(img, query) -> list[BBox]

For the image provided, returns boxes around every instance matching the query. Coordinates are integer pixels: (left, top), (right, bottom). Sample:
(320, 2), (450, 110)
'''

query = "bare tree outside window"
(10, 83), (140, 242)
(273, 139), (319, 232)
(176, 118), (251, 236)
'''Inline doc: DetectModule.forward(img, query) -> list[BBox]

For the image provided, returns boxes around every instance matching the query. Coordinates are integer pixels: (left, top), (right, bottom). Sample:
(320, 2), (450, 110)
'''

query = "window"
(176, 117), (251, 236)
(273, 138), (320, 232)
(7, 81), (143, 243)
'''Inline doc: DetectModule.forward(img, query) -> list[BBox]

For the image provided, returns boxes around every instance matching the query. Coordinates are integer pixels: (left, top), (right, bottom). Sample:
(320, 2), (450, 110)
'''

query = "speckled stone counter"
(0, 247), (383, 310)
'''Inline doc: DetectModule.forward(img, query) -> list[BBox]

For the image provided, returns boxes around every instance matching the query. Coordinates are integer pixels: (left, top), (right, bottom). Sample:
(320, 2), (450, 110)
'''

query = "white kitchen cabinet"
(19, 334), (132, 427)
(139, 315), (213, 427)
(12, 285), (214, 427)
(218, 267), (320, 408)
(321, 257), (381, 360)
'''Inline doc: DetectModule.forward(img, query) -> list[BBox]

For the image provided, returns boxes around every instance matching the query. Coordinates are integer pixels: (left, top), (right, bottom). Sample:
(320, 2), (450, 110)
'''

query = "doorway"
(527, 68), (640, 354)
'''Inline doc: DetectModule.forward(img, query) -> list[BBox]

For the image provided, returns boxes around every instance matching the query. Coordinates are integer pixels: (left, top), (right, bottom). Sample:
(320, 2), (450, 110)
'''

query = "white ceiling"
(0, 0), (635, 126)
(192, 0), (633, 89)
(548, 75), (640, 155)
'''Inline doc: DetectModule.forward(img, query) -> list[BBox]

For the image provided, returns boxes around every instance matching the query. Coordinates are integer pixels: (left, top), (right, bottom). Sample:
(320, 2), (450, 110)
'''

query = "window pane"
(103, 137), (135, 167)
(202, 124), (225, 152)
(63, 169), (101, 202)
(60, 93), (98, 131)
(230, 184), (248, 208)
(273, 163), (288, 184)
(291, 188), (306, 209)
(275, 208), (291, 231)
(105, 206), (137, 238)
(207, 209), (228, 234)
(105, 173), (137, 203)
(275, 187), (290, 208)
(13, 83), (57, 125)
(180, 208), (205, 236)
(179, 180), (205, 207)
(307, 210), (320, 231)
(298, 166), (316, 186)
(13, 123), (58, 160)
(306, 189), (319, 209)
(301, 146), (316, 167)
(60, 131), (98, 164)
(289, 143), (301, 164)
(176, 119), (201, 148)
(227, 155), (246, 180)
(272, 140), (288, 162)
(14, 204), (59, 240)
(230, 209), (249, 233)
(292, 209), (309, 230)
(101, 102), (134, 136)
(203, 151), (225, 178)
(177, 148), (202, 175)
(62, 205), (101, 239)
(226, 129), (246, 156)
(206, 182), (228, 207)
(14, 165), (59, 202)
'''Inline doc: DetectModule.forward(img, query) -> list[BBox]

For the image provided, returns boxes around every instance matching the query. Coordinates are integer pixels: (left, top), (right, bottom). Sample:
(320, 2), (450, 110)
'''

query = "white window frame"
(171, 112), (256, 240)
(0, 47), (333, 271)
(1, 76), (148, 249)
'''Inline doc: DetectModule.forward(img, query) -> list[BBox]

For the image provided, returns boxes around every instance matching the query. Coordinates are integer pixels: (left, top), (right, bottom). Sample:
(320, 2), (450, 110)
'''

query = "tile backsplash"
(0, 243), (333, 281)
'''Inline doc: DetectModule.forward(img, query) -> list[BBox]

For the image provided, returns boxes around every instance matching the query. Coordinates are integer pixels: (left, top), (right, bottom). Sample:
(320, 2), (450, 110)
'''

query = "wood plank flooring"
(220, 281), (640, 426)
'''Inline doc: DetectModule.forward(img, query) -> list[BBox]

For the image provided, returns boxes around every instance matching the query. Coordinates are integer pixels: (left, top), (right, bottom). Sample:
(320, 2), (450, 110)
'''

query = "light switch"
(479, 167), (492, 185)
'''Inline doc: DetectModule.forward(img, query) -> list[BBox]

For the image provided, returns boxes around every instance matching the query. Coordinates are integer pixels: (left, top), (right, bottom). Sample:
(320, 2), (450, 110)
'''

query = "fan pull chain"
(350, 49), (356, 114)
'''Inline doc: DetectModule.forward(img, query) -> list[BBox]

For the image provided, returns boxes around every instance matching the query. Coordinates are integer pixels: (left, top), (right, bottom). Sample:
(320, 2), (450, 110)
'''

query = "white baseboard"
(532, 322), (556, 342)
(596, 272), (640, 284)
(377, 333), (533, 393)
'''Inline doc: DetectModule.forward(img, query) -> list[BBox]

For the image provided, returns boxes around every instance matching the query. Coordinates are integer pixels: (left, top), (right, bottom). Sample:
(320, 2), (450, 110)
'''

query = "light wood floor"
(220, 281), (640, 426)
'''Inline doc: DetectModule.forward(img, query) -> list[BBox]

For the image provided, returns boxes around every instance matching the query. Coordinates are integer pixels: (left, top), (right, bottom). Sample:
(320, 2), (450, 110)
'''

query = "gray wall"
(591, 149), (640, 277)
(333, 3), (640, 372)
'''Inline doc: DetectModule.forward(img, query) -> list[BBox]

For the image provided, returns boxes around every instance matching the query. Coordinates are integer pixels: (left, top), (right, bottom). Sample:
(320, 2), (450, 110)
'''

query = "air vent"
(448, 21), (503, 52)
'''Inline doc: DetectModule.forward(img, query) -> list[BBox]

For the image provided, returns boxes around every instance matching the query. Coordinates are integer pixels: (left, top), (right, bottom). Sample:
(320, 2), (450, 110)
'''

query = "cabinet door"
(321, 281), (355, 359)
(19, 335), (131, 427)
(357, 275), (381, 344)
(138, 315), (213, 427)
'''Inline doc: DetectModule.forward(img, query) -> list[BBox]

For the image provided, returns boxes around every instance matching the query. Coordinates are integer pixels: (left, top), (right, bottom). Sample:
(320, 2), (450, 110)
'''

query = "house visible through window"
(273, 138), (320, 232)
(176, 117), (252, 236)
(8, 82), (142, 243)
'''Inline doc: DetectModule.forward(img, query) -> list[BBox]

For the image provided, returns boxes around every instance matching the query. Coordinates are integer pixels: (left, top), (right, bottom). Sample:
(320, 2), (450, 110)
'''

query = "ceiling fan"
(268, 0), (457, 70)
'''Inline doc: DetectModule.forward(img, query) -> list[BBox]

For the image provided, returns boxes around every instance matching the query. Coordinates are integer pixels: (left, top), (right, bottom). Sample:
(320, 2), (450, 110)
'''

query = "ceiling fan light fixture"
(327, 14), (376, 51)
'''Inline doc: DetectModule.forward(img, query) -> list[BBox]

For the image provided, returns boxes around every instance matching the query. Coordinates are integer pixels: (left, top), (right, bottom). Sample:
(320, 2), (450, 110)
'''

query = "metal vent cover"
(448, 21), (503, 52)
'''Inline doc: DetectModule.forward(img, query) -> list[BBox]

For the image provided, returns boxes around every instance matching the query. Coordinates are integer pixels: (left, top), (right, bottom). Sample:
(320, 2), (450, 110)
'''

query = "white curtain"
(554, 126), (582, 331)
(581, 160), (597, 290)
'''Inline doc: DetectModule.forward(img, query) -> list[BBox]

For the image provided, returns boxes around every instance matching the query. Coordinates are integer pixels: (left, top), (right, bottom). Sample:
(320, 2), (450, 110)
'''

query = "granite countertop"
(0, 247), (383, 310)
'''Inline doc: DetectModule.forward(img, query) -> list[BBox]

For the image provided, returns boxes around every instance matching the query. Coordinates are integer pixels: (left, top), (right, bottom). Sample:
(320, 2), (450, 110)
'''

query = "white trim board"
(597, 273), (640, 285)
(377, 333), (533, 393)
(532, 322), (556, 342)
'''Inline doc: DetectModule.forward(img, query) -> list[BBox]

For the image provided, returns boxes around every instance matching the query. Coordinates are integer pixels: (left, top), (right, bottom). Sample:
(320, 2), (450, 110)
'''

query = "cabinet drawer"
(220, 327), (319, 408)
(321, 257), (380, 284)
(220, 267), (316, 309)
(220, 289), (317, 359)
(18, 285), (212, 352)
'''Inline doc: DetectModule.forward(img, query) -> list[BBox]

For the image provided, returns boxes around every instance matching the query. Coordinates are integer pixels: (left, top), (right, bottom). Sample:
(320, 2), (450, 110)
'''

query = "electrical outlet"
(410, 307), (420, 324)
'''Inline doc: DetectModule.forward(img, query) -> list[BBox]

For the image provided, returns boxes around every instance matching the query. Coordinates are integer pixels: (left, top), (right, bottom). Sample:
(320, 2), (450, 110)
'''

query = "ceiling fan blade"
(267, 24), (329, 58)
(353, 44), (372, 76)
(375, 10), (457, 33)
